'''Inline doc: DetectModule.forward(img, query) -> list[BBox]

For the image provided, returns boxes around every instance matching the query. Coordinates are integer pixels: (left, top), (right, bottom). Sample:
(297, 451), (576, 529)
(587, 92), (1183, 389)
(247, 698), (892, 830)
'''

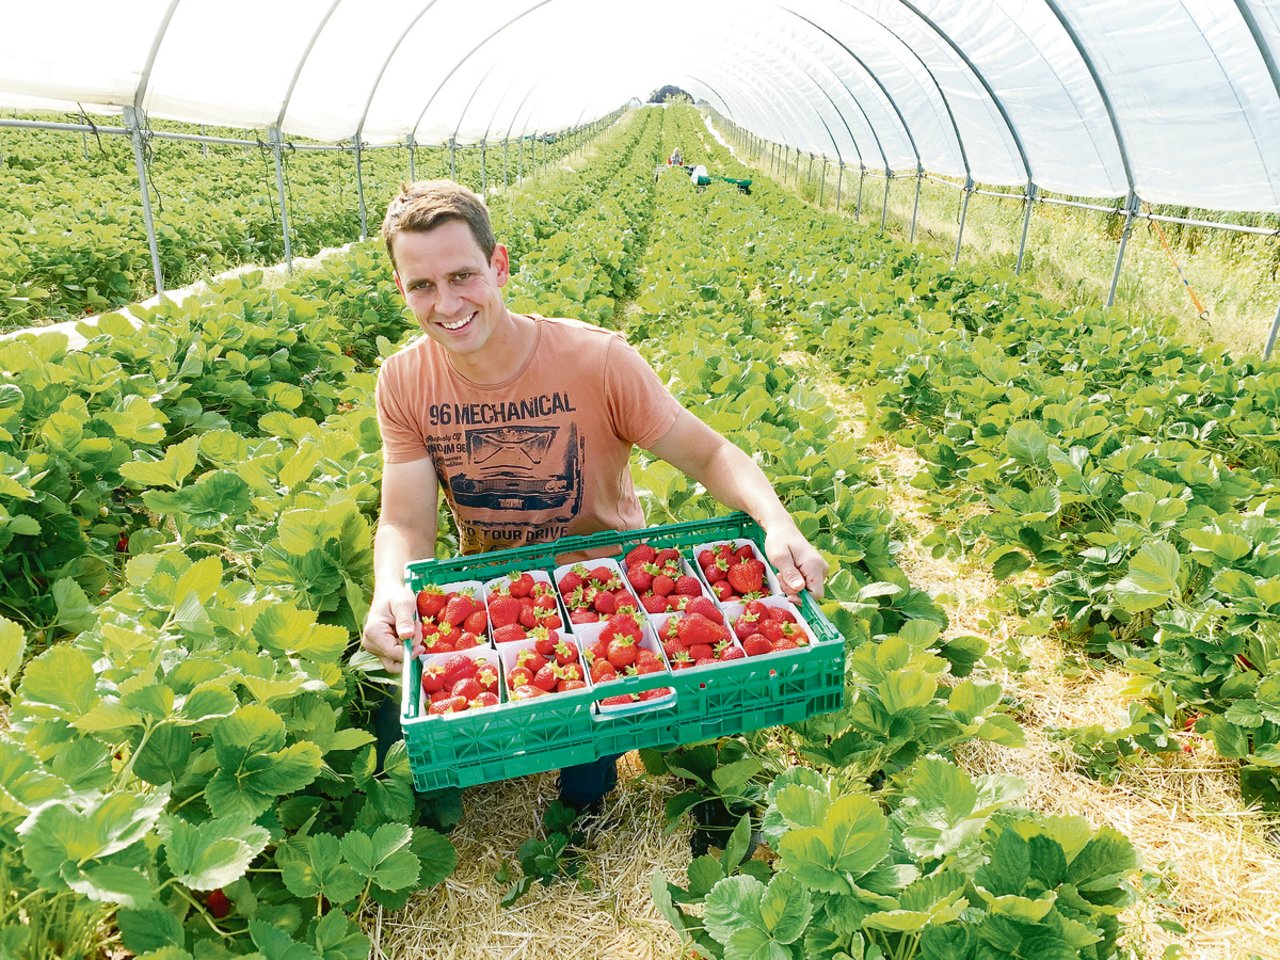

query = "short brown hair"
(381, 180), (496, 268)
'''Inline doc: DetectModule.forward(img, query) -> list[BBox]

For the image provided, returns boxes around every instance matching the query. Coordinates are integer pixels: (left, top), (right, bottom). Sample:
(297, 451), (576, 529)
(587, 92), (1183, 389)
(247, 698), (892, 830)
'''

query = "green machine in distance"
(657, 161), (752, 194)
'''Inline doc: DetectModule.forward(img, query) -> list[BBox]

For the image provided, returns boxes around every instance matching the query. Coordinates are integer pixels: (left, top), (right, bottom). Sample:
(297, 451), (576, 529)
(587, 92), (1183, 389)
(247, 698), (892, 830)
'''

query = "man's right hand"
(362, 584), (423, 673)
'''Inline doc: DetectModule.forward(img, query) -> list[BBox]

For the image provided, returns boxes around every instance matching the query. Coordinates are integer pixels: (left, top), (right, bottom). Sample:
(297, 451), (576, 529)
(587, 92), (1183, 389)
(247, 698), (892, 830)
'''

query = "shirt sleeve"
(603, 333), (683, 448)
(375, 361), (430, 464)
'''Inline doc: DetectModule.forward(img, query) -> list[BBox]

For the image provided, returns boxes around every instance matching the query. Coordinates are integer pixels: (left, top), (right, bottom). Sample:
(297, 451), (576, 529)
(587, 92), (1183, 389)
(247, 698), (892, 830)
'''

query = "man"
(362, 180), (828, 810)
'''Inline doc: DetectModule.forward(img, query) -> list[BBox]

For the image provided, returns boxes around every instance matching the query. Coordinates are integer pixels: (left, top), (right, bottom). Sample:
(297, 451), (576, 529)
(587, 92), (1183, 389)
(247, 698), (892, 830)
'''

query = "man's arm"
(645, 409), (829, 597)
(362, 457), (439, 672)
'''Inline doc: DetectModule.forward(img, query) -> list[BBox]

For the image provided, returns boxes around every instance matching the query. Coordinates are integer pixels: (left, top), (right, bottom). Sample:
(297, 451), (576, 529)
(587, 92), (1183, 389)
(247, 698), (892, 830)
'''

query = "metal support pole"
(355, 137), (368, 240)
(480, 139), (487, 195)
(807, 153), (814, 191)
(1264, 300), (1280, 359)
(81, 131), (89, 161)
(268, 126), (293, 273)
(123, 105), (164, 295)
(910, 167), (923, 243)
(408, 133), (416, 181)
(503, 138), (509, 189)
(448, 138), (456, 180)
(1015, 182), (1036, 274)
(856, 167), (865, 221)
(881, 173), (891, 230)
(836, 162), (843, 212)
(518, 135), (524, 183)
(199, 124), (207, 157)
(1106, 192), (1139, 307)
(953, 178), (973, 265)
(819, 158), (827, 206)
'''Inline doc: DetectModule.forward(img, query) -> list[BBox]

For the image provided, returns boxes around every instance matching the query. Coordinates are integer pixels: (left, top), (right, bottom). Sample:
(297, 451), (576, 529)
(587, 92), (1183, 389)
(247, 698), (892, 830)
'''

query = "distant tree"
(648, 85), (693, 104)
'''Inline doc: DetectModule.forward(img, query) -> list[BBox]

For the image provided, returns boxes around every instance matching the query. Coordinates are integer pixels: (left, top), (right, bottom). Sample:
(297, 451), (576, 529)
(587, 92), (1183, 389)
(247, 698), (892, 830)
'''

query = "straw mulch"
(364, 752), (692, 960)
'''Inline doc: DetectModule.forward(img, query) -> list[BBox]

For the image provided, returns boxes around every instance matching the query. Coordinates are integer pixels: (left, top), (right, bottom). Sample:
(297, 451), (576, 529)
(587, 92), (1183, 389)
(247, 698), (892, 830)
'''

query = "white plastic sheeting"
(1, 0), (1278, 211)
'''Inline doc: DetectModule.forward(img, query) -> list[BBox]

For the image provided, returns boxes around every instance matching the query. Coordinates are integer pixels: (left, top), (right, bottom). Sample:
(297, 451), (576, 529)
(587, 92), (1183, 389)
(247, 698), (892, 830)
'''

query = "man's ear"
(491, 244), (510, 287)
(393, 271), (405, 297)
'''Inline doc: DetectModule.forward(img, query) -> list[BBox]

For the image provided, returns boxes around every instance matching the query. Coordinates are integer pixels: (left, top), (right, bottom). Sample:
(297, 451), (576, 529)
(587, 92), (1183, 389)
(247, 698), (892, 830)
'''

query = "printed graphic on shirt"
(424, 391), (585, 548)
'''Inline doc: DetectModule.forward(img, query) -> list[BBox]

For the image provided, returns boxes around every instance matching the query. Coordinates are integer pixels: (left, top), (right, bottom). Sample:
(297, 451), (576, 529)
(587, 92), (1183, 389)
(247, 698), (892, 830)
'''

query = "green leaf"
(1113, 542), (1182, 613)
(991, 550), (1031, 582)
(703, 874), (767, 945)
(53, 578), (96, 632)
(64, 862), (156, 907)
(410, 827), (456, 887)
(0, 738), (70, 815)
(253, 603), (350, 663)
(250, 918), (323, 960)
(19, 789), (169, 889)
(206, 705), (322, 818)
(0, 617), (25, 680)
(310, 910), (371, 960)
(280, 834), (364, 904)
(160, 814), (270, 890)
(1006, 421), (1050, 469)
(712, 756), (763, 793)
(778, 794), (890, 894)
(948, 679), (1002, 724)
(105, 394), (169, 444)
(120, 436), (199, 489)
(341, 823), (419, 892)
(760, 873), (812, 944)
(118, 908), (185, 953)
(144, 471), (252, 531)
(19, 644), (97, 719)
(722, 813), (753, 874)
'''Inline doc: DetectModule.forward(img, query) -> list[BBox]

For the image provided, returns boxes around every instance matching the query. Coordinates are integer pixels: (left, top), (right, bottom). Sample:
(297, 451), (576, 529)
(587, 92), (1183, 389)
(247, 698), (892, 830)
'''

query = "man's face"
(392, 219), (510, 356)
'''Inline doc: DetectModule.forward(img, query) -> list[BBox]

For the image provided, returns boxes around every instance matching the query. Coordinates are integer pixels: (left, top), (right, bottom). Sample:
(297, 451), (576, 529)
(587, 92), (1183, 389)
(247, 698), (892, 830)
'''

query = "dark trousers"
(374, 694), (619, 807)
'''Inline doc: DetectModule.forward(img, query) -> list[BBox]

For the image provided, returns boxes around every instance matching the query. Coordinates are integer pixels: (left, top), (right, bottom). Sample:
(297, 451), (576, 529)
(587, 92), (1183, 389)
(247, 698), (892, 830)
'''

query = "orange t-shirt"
(375, 316), (683, 554)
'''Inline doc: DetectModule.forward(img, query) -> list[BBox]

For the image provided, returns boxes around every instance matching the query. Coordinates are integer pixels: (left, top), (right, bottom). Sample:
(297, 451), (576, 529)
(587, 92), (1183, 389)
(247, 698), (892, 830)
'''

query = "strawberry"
(474, 663), (499, 693)
(674, 575), (702, 596)
(624, 543), (657, 566)
(506, 666), (533, 690)
(510, 685), (546, 700)
(593, 591), (617, 615)
(642, 593), (669, 614)
(440, 654), (475, 687)
(744, 599), (771, 619)
(451, 677), (482, 701)
(734, 613), (761, 640)
(718, 645), (746, 662)
(627, 566), (654, 593)
(600, 693), (634, 706)
(533, 628), (560, 656)
(705, 562), (727, 584)
(606, 636), (637, 669)
(558, 568), (584, 594)
(678, 613), (726, 647)
(686, 596), (724, 624)
(652, 574), (675, 597)
(428, 696), (467, 715)
(515, 649), (547, 674)
(773, 607), (798, 624)
(634, 656), (664, 675)
(734, 544), (756, 562)
(560, 663), (584, 683)
(534, 593), (558, 611)
(508, 572), (535, 598)
(463, 609), (488, 634)
(206, 888), (231, 919)
(591, 659), (619, 683)
(655, 548), (680, 566)
(639, 687), (671, 701)
(553, 639), (580, 666)
(518, 605), (538, 629)
(742, 634), (772, 657)
(471, 691), (500, 708)
(570, 609), (600, 624)
(454, 631), (481, 651)
(727, 559), (765, 596)
(488, 595), (523, 628)
(532, 664), (559, 692)
(421, 663), (446, 693)
(416, 587), (448, 620)
(687, 643), (713, 661)
(697, 549), (715, 569)
(441, 594), (476, 626)
(712, 580), (735, 601)
(588, 565), (617, 586)
(492, 623), (527, 644)
(559, 679), (587, 692)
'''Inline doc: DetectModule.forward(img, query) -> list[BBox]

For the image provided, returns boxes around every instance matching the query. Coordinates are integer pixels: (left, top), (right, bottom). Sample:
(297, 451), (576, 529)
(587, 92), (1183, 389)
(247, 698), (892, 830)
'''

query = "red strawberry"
(742, 634), (772, 657)
(718, 645), (746, 662)
(558, 569), (584, 594)
(639, 687), (670, 701)
(727, 559), (765, 596)
(471, 691), (500, 708)
(560, 663), (584, 683)
(559, 679), (587, 692)
(533, 664), (559, 692)
(674, 575), (702, 596)
(687, 643), (713, 661)
(553, 639), (580, 665)
(600, 693), (634, 706)
(206, 888), (231, 919)
(508, 572), (535, 598)
(591, 659), (619, 683)
(607, 636), (637, 669)
(473, 662), (498, 692)
(416, 588), (448, 620)
(734, 545), (757, 561)
(516, 649), (547, 673)
(421, 663), (446, 693)
(451, 677), (482, 701)
(593, 591), (617, 615)
(773, 637), (798, 652)
(625, 544), (657, 566)
(570, 609), (600, 624)
(440, 654), (475, 687)
(642, 594), (669, 614)
(634, 657), (664, 675)
(519, 605), (538, 629)
(533, 628), (560, 655)
(655, 548), (680, 566)
(588, 565), (617, 586)
(686, 596), (724, 624)
(492, 624), (527, 644)
(627, 566), (654, 593)
(441, 594), (476, 626)
(488, 595), (522, 628)
(506, 666), (533, 690)
(652, 574), (675, 597)
(705, 562), (727, 584)
(678, 613), (726, 647)
(463, 609), (488, 634)
(428, 695), (467, 715)
(510, 685), (546, 700)
(454, 631), (481, 651)
(712, 580), (735, 601)
(697, 549), (715, 569)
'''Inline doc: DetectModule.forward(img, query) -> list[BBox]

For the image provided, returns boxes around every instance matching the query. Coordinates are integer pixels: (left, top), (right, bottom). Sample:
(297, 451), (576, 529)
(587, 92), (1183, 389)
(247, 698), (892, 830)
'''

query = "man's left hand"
(762, 522), (829, 600)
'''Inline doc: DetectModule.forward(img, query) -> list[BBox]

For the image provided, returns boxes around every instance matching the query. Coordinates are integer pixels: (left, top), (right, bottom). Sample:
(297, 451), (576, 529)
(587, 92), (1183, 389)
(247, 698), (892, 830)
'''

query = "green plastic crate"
(400, 513), (845, 792)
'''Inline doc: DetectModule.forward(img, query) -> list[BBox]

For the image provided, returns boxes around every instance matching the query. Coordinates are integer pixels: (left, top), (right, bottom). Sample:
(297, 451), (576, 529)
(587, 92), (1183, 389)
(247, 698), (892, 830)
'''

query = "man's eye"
(454, 273), (473, 282)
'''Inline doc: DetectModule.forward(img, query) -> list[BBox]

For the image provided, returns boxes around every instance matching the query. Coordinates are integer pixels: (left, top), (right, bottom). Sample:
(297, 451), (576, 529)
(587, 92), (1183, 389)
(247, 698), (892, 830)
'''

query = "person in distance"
(361, 179), (828, 813)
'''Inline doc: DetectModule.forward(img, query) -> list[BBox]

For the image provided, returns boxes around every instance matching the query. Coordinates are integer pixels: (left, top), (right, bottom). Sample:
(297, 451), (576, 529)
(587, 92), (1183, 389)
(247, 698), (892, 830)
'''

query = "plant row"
(0, 108), (663, 958)
(620, 107), (1140, 960)
(726, 112), (1280, 806)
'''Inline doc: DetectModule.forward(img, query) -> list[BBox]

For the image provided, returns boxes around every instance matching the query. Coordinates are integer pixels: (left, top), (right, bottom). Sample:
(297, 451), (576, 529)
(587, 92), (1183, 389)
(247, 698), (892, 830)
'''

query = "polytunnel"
(2, 0), (1279, 342)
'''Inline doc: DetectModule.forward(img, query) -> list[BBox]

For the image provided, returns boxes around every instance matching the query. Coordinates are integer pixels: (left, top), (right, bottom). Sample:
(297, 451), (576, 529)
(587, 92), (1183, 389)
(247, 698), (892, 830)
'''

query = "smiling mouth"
(439, 312), (476, 332)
